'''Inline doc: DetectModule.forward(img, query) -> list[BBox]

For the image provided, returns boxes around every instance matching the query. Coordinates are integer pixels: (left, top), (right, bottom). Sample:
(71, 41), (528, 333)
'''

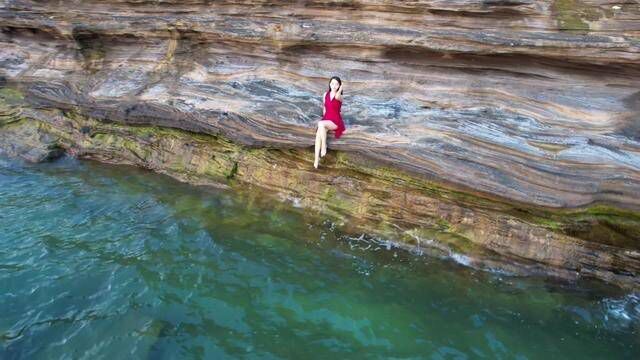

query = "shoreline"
(2, 90), (639, 291)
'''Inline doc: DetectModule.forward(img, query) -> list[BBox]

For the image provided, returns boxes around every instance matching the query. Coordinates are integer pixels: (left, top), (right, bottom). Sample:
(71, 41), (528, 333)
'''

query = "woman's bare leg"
(320, 126), (328, 157)
(318, 121), (337, 157)
(320, 129), (328, 157)
(314, 123), (324, 168)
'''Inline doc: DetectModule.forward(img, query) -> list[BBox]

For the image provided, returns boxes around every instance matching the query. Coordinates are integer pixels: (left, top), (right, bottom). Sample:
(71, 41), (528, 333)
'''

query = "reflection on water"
(0, 155), (638, 359)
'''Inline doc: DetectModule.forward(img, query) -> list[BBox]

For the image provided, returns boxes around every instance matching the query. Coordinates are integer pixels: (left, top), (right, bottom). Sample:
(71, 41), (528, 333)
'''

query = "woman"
(314, 76), (346, 169)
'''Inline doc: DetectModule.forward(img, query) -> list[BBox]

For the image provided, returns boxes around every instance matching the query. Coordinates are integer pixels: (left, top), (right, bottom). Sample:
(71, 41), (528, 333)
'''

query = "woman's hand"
(336, 82), (344, 101)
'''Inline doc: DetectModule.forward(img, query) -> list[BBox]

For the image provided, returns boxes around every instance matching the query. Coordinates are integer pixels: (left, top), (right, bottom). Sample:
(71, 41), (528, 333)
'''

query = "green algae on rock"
(1, 92), (639, 290)
(552, 0), (600, 31)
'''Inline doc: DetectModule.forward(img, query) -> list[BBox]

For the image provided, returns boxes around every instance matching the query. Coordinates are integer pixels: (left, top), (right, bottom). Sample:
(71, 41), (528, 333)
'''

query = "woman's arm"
(322, 91), (326, 116)
(335, 82), (344, 101)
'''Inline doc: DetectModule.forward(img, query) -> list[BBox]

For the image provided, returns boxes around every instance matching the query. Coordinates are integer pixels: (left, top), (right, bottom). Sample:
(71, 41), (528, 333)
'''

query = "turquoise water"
(0, 155), (638, 359)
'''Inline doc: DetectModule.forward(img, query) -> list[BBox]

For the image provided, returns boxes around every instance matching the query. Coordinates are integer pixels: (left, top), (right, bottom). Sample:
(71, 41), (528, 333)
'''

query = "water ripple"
(0, 156), (638, 358)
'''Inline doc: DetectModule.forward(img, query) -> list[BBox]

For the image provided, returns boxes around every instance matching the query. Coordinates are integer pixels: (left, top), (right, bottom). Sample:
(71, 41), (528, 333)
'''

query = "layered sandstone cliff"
(1, 0), (639, 288)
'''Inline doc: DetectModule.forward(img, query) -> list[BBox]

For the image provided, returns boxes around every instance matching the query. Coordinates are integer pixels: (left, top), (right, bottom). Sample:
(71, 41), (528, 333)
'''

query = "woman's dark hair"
(328, 76), (343, 94)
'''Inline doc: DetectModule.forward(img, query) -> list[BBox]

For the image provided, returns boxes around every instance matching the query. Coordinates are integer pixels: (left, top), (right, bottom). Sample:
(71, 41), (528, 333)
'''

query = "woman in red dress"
(314, 76), (346, 169)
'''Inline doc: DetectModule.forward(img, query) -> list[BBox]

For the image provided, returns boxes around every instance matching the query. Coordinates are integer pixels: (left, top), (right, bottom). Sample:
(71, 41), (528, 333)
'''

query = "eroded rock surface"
(1, 1), (640, 287)
(2, 0), (640, 208)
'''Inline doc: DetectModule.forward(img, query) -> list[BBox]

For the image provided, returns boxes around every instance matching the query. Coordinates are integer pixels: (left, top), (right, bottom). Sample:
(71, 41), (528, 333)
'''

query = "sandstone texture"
(1, 0), (640, 288)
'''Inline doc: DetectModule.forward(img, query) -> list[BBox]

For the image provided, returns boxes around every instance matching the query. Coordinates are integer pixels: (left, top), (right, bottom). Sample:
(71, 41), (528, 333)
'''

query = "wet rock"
(0, 119), (64, 162)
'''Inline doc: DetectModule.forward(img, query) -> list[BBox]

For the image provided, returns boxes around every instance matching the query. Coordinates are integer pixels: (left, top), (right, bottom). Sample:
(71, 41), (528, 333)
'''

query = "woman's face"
(329, 79), (340, 91)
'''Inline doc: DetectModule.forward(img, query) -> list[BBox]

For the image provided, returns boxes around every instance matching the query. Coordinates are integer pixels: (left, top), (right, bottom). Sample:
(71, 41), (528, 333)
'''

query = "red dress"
(322, 91), (346, 139)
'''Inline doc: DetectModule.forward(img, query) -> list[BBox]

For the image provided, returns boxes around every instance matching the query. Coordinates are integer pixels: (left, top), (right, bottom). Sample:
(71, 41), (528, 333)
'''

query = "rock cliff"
(1, 0), (639, 288)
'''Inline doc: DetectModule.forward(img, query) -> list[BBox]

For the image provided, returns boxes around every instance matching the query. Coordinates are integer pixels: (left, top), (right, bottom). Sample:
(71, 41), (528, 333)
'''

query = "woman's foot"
(313, 158), (319, 169)
(320, 147), (327, 157)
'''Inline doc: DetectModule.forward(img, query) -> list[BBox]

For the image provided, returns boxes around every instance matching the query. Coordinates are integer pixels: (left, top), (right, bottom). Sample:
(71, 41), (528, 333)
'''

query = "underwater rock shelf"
(1, 1), (639, 288)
